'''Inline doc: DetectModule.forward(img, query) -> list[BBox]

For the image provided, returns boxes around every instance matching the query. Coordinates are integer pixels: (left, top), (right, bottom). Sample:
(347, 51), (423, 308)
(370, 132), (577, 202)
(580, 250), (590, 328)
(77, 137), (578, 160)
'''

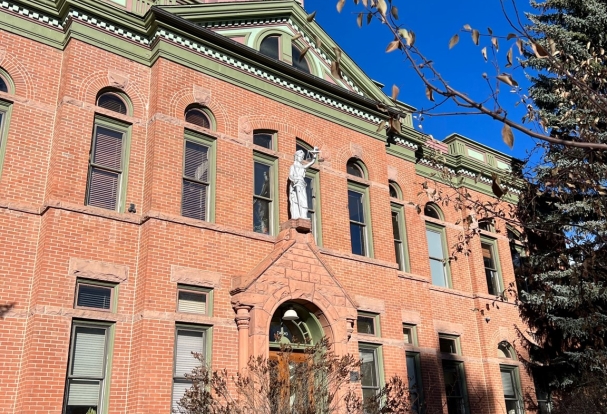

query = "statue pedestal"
(280, 218), (311, 233)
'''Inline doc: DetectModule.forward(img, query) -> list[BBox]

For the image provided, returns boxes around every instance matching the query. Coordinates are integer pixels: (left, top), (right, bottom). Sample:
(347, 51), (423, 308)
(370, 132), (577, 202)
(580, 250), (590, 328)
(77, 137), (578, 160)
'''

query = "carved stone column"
(234, 304), (253, 371)
(346, 317), (356, 341)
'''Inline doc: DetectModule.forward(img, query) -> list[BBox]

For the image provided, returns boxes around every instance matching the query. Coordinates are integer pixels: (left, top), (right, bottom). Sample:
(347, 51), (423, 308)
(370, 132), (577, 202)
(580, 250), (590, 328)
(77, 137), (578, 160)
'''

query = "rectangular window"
(482, 240), (502, 296)
(253, 130), (275, 150)
(305, 171), (322, 245)
(359, 345), (382, 404)
(64, 322), (112, 414)
(403, 324), (418, 346)
(426, 225), (449, 287)
(348, 183), (372, 257)
(0, 101), (11, 180)
(532, 368), (551, 414)
(74, 280), (115, 312)
(439, 334), (461, 355)
(172, 326), (208, 412)
(177, 286), (209, 315)
(357, 312), (379, 336)
(442, 361), (469, 414)
(391, 204), (408, 271)
(253, 154), (276, 235)
(86, 118), (130, 211)
(501, 366), (524, 414)
(406, 352), (423, 414)
(182, 133), (214, 221)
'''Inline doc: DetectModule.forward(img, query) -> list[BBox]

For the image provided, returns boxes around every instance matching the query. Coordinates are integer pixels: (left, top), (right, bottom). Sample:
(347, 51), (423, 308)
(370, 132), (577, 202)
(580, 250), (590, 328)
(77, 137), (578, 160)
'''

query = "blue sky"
(304, 0), (537, 161)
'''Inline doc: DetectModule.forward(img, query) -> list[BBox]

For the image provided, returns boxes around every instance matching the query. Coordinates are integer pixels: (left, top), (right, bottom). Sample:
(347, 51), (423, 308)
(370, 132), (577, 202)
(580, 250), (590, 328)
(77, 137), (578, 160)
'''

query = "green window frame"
(253, 129), (276, 150)
(439, 334), (462, 355)
(357, 311), (381, 337)
(85, 116), (131, 212)
(63, 320), (114, 414)
(391, 203), (410, 271)
(74, 279), (118, 313)
(172, 324), (212, 412)
(426, 223), (450, 287)
(348, 181), (373, 257)
(0, 99), (12, 181)
(359, 343), (384, 405)
(406, 352), (424, 414)
(481, 237), (503, 296)
(305, 169), (323, 245)
(442, 361), (470, 414)
(181, 131), (216, 222)
(500, 365), (524, 414)
(176, 284), (213, 316)
(253, 152), (278, 235)
(403, 324), (418, 346)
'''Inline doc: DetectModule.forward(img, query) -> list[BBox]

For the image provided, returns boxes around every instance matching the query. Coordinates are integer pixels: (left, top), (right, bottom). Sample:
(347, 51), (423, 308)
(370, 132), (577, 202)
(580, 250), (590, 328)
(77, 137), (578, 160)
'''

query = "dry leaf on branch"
(376, 120), (386, 132)
(306, 11), (316, 22)
(481, 46), (488, 61)
(491, 37), (499, 51)
(357, 13), (363, 28)
(292, 33), (302, 42)
(496, 73), (518, 87)
(299, 46), (310, 61)
(463, 24), (472, 31)
(425, 85), (434, 101)
(531, 42), (549, 58)
(336, 0), (345, 13)
(377, 0), (388, 17)
(386, 40), (400, 53)
(472, 29), (480, 45)
(507, 33), (517, 40)
(391, 5), (399, 19)
(391, 84), (399, 101)
(506, 47), (513, 67)
(501, 124), (514, 149)
(449, 34), (459, 49)
(516, 39), (524, 55)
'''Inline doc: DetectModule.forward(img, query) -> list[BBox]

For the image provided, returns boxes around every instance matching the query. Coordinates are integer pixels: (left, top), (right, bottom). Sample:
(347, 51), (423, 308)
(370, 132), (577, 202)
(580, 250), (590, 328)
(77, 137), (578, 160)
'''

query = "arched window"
(478, 219), (494, 232)
(260, 35), (280, 60)
(291, 45), (310, 74)
(389, 181), (402, 200)
(424, 203), (443, 220)
(185, 105), (212, 129)
(0, 76), (7, 93)
(346, 158), (367, 179)
(498, 341), (516, 359)
(96, 91), (128, 115)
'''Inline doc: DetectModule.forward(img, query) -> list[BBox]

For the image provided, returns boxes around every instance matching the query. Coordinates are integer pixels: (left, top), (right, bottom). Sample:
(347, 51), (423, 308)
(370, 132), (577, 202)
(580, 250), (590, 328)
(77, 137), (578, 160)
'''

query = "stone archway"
(231, 220), (357, 370)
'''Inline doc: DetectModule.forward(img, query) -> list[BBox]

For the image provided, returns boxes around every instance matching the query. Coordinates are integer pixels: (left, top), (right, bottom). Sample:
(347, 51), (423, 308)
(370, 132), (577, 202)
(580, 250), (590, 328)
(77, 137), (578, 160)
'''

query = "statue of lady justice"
(289, 147), (319, 219)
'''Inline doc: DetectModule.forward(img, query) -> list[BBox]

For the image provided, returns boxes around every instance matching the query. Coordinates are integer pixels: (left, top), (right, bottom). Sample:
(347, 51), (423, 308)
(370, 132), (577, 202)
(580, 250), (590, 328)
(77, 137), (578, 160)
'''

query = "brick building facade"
(0, 0), (541, 413)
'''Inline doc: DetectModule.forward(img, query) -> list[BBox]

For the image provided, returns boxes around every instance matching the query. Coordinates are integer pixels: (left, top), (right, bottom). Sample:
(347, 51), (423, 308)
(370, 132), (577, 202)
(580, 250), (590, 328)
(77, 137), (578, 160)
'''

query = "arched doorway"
(269, 302), (324, 349)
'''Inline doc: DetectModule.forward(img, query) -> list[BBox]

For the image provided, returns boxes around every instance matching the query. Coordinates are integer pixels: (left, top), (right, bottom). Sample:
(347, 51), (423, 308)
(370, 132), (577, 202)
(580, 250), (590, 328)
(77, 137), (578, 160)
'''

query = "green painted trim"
(386, 143), (417, 163)
(306, 168), (322, 247)
(357, 311), (381, 338)
(391, 203), (410, 272)
(176, 284), (214, 317)
(500, 365), (525, 409)
(358, 342), (386, 399)
(348, 180), (374, 258)
(173, 323), (214, 367)
(87, 115), (132, 213)
(0, 11), (65, 49)
(405, 351), (424, 411)
(251, 27), (292, 61)
(74, 278), (119, 313)
(253, 151), (279, 236)
(0, 67), (15, 94)
(480, 235), (505, 295)
(403, 324), (418, 347)
(0, 100), (13, 182)
(103, 323), (115, 414)
(425, 222), (451, 288)
(97, 88), (134, 117)
(183, 130), (217, 223)
(252, 129), (277, 151)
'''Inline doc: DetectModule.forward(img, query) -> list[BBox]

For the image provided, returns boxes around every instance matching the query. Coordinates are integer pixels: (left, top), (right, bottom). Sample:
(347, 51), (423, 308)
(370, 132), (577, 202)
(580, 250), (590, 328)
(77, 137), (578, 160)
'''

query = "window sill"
(397, 271), (429, 283)
(318, 247), (398, 269)
(429, 285), (474, 299)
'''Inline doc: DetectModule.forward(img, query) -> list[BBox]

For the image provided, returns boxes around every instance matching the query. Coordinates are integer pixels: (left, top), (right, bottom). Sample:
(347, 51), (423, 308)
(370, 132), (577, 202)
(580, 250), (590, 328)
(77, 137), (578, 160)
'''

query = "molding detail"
(171, 265), (223, 288)
(107, 69), (129, 90)
(0, 1), (62, 28)
(67, 9), (150, 44)
(68, 258), (129, 283)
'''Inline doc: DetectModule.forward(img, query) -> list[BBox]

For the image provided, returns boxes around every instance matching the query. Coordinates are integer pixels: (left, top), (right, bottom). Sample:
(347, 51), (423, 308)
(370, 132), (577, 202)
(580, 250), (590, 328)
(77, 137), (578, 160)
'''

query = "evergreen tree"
(517, 0), (607, 407)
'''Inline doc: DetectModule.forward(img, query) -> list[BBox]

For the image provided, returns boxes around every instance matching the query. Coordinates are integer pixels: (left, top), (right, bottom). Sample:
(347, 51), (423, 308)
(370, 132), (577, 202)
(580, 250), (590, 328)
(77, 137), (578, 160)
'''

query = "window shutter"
(71, 326), (107, 377)
(175, 330), (204, 377)
(67, 379), (101, 406)
(501, 370), (515, 397)
(88, 126), (123, 210)
(177, 291), (207, 314)
(172, 381), (191, 412)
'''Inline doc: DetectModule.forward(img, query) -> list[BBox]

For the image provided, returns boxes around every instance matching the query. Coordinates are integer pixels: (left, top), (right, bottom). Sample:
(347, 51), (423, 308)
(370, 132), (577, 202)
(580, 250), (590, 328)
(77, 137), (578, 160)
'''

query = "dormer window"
(260, 35), (280, 60)
(291, 45), (310, 74)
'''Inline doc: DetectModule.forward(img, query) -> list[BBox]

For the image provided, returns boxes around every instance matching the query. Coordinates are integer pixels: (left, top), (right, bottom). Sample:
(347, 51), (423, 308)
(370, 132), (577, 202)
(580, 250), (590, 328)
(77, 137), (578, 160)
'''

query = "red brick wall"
(0, 23), (535, 414)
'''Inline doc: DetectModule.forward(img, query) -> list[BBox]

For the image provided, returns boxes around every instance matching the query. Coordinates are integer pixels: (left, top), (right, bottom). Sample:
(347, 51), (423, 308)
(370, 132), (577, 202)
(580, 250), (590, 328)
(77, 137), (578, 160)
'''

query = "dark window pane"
(395, 241), (403, 270)
(357, 316), (375, 335)
(389, 184), (398, 198)
(93, 127), (123, 170)
(360, 349), (377, 387)
(254, 199), (270, 234)
(482, 243), (495, 268)
(253, 133), (273, 149)
(424, 204), (441, 219)
(347, 160), (363, 177)
(254, 162), (271, 198)
(348, 190), (364, 222)
(350, 222), (365, 255)
(87, 168), (119, 210)
(296, 143), (309, 156)
(305, 176), (314, 210)
(0, 77), (7, 93)
(291, 46), (311, 73)
(185, 109), (210, 129)
(406, 355), (421, 413)
(182, 181), (208, 221)
(392, 211), (401, 240)
(184, 141), (209, 182)
(260, 36), (280, 60)
(77, 284), (111, 310)
(97, 93), (127, 115)
(486, 269), (499, 295)
(440, 337), (457, 354)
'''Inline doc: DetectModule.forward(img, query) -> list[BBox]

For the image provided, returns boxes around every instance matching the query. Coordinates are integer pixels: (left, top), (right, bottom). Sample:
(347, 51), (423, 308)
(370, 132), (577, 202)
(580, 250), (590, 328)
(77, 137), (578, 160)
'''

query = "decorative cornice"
(0, 0), (61, 28)
(67, 9), (150, 45)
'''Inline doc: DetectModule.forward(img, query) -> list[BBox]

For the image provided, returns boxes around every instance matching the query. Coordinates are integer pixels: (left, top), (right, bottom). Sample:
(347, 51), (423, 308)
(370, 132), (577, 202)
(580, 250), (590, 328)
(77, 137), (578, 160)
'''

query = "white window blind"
(175, 329), (204, 377)
(177, 290), (207, 314)
(182, 140), (209, 221)
(67, 379), (101, 406)
(501, 370), (515, 397)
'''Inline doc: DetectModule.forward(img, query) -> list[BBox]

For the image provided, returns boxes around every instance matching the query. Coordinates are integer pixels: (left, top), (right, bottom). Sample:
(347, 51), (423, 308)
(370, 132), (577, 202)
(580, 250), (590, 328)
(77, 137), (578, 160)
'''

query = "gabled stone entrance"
(231, 219), (358, 369)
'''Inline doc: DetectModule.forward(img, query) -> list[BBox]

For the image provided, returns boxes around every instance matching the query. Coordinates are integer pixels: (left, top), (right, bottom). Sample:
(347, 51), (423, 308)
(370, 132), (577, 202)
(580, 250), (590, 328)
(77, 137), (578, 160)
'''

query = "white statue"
(289, 148), (319, 220)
